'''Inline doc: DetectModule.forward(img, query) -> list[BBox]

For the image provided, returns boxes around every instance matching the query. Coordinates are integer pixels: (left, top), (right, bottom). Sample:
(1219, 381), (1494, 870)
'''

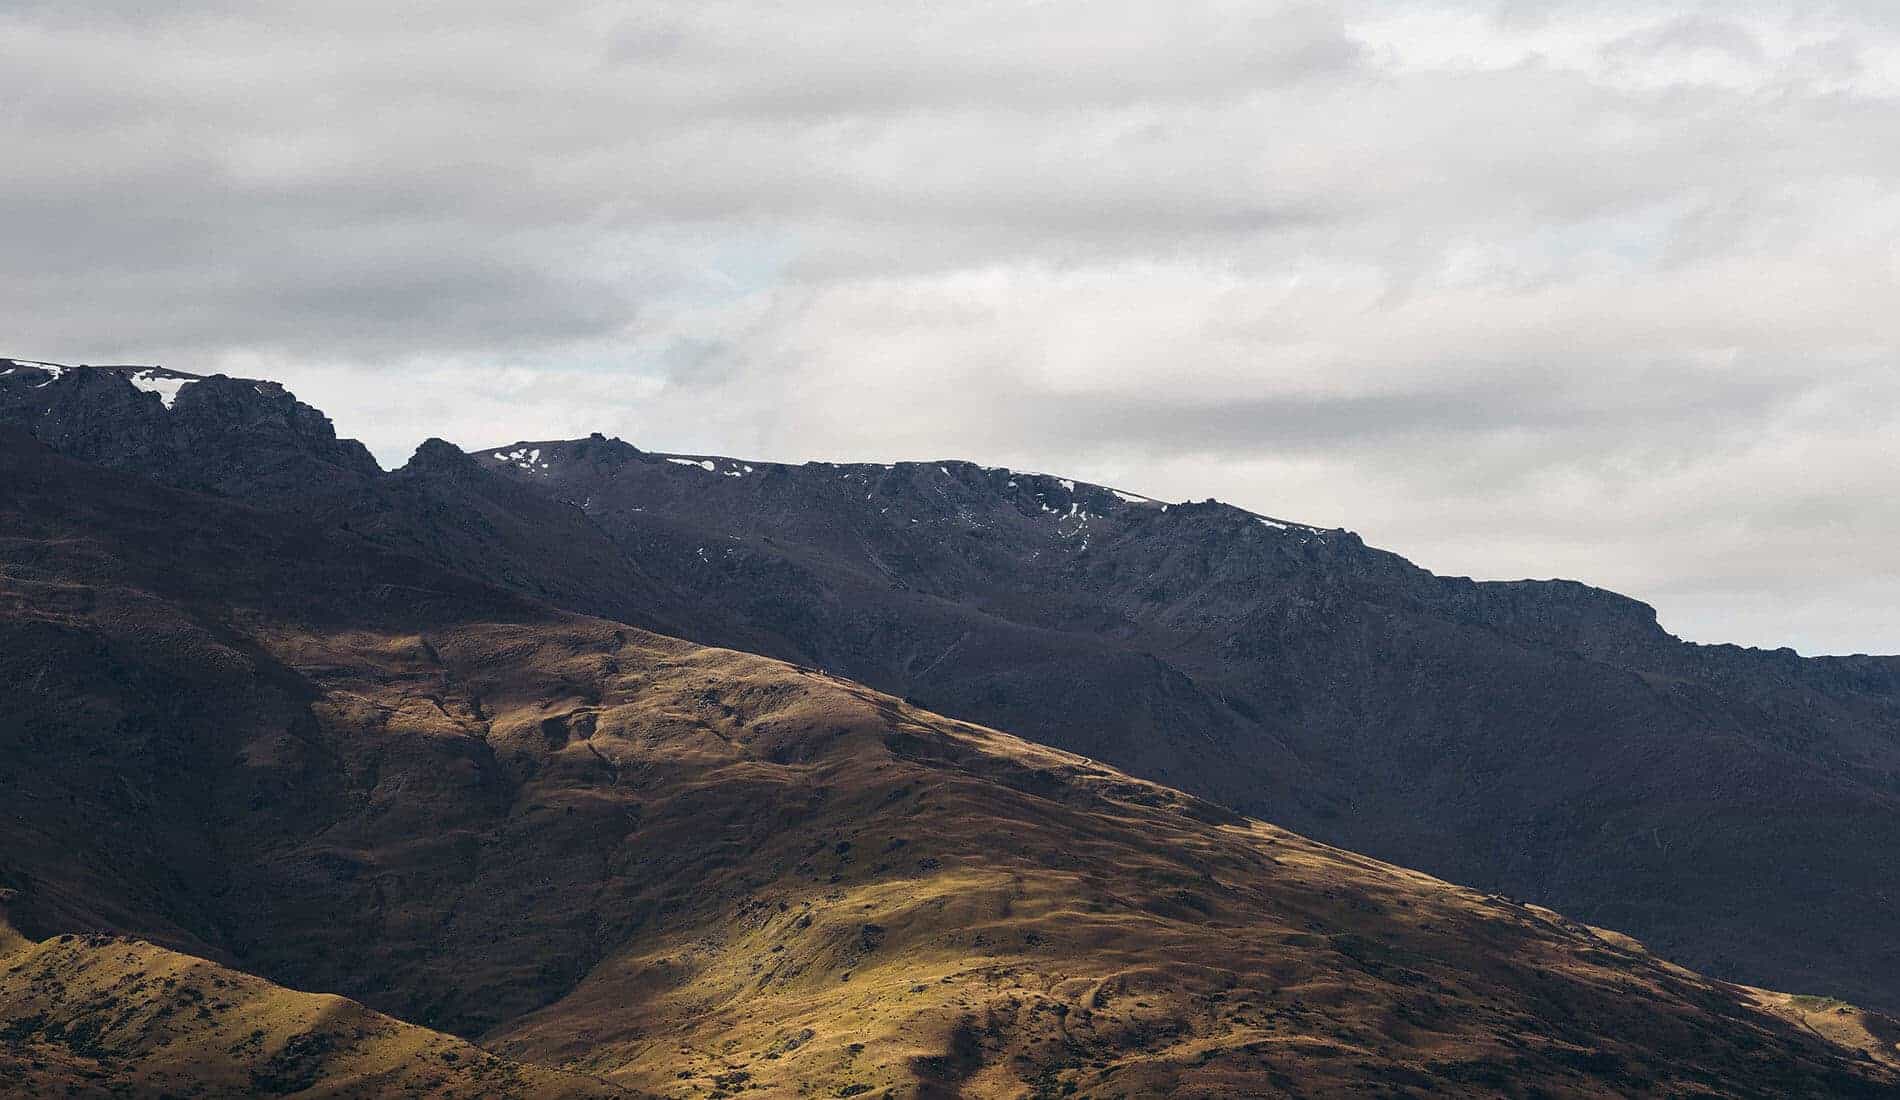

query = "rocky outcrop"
(0, 360), (380, 501)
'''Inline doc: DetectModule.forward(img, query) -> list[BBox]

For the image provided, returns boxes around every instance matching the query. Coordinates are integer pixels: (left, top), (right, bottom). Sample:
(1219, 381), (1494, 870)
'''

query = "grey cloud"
(1604, 15), (1766, 64)
(4, 0), (1899, 653)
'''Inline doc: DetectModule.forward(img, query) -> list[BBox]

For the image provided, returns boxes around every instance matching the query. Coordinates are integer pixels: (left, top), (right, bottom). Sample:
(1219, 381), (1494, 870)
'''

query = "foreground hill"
(0, 918), (626, 1098)
(2, 430), (1897, 1096)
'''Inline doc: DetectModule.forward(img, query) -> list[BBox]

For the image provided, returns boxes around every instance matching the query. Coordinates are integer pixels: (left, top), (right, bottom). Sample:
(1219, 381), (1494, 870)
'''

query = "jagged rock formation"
(0, 359), (379, 500)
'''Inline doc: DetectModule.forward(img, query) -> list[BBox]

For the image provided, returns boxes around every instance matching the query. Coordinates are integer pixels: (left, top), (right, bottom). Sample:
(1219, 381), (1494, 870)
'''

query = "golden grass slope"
(1748, 987), (1900, 1075)
(0, 916), (630, 1098)
(252, 617), (1900, 1098)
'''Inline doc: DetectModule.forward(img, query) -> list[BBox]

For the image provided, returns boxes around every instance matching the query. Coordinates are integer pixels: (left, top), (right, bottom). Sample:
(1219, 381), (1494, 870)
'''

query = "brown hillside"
(1, 429), (1896, 1097)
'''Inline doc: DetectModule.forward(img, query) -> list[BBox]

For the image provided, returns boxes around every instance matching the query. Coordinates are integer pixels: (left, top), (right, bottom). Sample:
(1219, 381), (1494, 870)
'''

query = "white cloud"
(4, 0), (1898, 653)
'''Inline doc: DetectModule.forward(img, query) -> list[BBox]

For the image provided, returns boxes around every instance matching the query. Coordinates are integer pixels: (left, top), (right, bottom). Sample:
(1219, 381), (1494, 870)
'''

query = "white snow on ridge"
(666, 456), (755, 477)
(3, 357), (68, 378)
(128, 369), (195, 409)
(492, 446), (550, 473)
(1255, 513), (1330, 536)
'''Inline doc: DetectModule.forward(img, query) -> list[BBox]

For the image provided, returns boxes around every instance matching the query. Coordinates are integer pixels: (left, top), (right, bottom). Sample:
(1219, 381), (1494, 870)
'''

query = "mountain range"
(3, 357), (1897, 1097)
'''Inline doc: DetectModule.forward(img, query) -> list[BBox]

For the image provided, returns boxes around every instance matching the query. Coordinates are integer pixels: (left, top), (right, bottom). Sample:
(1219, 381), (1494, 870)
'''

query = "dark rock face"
(0, 363), (683, 638)
(330, 436), (689, 638)
(6, 359), (1900, 1016)
(0, 360), (379, 501)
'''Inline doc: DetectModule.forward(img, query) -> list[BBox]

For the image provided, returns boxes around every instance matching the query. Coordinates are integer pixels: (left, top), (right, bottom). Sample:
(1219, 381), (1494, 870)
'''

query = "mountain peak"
(402, 435), (481, 475)
(1, 358), (379, 500)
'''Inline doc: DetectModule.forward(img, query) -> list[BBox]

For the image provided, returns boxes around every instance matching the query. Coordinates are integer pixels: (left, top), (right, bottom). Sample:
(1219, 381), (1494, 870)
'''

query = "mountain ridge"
(6, 359), (1900, 1018)
(484, 433), (1874, 666)
(0, 358), (1826, 658)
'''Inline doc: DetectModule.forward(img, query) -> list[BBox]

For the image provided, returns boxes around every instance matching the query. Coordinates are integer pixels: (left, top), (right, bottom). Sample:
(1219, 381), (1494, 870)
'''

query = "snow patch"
(127, 370), (196, 409)
(668, 457), (717, 472)
(492, 446), (550, 472)
(1254, 513), (1330, 538)
(4, 358), (68, 382)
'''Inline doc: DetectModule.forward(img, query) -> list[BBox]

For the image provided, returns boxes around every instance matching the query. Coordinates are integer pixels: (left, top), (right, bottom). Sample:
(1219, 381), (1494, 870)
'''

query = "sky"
(4, 1), (1898, 655)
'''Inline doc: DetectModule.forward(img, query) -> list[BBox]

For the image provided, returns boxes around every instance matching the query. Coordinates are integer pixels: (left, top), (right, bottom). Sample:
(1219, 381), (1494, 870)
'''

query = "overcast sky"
(6, 1), (1898, 654)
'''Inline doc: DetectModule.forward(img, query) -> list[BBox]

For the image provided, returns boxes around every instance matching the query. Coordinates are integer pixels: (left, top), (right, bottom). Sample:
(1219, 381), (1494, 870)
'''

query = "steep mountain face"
(332, 437), (694, 640)
(3, 430), (1897, 1098)
(5, 359), (1899, 1022)
(467, 436), (1900, 1015)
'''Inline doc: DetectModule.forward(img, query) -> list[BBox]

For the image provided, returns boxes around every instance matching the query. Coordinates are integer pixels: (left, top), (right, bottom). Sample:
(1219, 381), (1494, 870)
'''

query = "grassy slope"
(265, 619), (1900, 1098)
(0, 917), (630, 1098)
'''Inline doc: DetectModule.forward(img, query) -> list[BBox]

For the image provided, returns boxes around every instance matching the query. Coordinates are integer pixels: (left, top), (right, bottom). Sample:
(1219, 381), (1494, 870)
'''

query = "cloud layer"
(6, 0), (1898, 653)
